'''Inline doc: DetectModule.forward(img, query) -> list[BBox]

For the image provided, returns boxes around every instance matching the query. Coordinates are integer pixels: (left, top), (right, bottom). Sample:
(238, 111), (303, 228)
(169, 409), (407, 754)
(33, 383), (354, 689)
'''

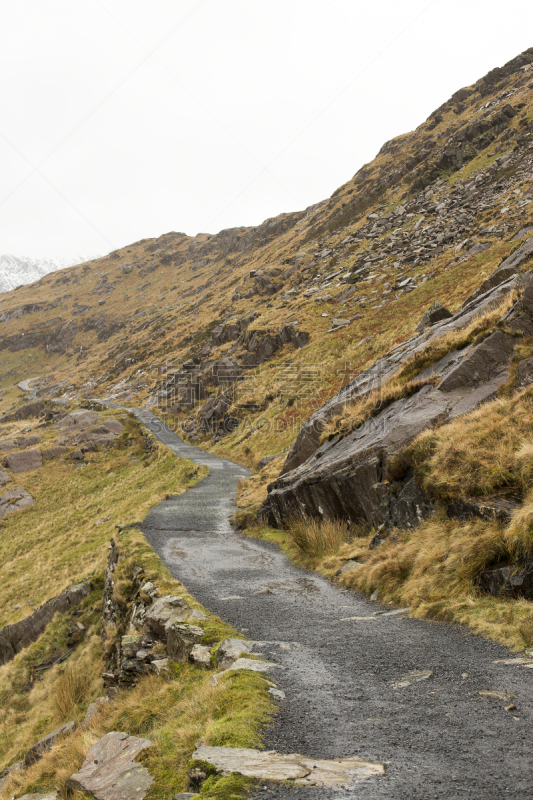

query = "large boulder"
(0, 486), (34, 519)
(416, 304), (453, 331)
(264, 273), (533, 530)
(67, 732), (153, 800)
(0, 400), (44, 423)
(55, 409), (101, 431)
(3, 449), (43, 473)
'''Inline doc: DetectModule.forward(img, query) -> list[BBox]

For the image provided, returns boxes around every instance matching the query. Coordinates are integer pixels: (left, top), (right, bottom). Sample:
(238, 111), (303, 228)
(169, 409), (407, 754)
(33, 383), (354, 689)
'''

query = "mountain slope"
(0, 47), (532, 467)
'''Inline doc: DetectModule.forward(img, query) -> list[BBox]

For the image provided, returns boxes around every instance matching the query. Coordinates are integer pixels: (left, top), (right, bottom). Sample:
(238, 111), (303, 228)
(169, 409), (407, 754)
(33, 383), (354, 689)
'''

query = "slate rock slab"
(3, 449), (43, 474)
(192, 745), (384, 787)
(67, 731), (153, 800)
(25, 721), (76, 766)
(0, 486), (34, 519)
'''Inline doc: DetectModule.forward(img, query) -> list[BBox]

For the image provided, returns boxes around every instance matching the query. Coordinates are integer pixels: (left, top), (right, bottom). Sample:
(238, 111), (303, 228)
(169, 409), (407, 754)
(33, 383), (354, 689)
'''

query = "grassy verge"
(0, 398), (274, 800)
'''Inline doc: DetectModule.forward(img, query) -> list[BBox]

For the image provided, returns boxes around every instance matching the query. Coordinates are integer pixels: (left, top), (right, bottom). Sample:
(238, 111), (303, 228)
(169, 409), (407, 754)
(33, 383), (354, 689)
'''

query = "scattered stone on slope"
(66, 732), (154, 800)
(0, 468), (10, 486)
(81, 696), (109, 729)
(0, 582), (91, 665)
(43, 446), (68, 460)
(3, 449), (43, 473)
(55, 409), (101, 431)
(335, 560), (363, 577)
(0, 486), (34, 519)
(190, 745), (385, 788)
(446, 497), (517, 524)
(25, 721), (76, 766)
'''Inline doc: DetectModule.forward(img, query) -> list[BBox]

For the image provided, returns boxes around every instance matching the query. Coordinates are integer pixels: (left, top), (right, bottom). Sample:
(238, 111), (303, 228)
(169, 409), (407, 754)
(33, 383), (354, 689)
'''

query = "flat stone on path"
(192, 745), (385, 787)
(67, 731), (153, 800)
(390, 669), (433, 688)
(479, 690), (516, 701)
(18, 794), (58, 800)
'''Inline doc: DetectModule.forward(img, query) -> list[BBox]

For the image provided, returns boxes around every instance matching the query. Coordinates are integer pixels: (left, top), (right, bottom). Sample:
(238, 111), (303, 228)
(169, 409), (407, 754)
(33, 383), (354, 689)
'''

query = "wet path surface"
(130, 410), (532, 800)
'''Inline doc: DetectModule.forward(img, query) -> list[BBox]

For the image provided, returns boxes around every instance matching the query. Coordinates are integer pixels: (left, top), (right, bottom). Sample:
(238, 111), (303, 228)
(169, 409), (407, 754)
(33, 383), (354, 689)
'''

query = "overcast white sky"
(0, 1), (531, 260)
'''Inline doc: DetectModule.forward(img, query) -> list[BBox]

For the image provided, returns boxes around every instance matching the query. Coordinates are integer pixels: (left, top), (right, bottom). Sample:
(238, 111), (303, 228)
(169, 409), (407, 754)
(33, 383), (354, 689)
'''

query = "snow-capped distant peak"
(0, 254), (91, 294)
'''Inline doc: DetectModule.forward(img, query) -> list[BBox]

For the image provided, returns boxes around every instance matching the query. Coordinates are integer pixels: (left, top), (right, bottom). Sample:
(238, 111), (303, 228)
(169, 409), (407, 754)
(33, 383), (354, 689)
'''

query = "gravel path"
(134, 410), (532, 800)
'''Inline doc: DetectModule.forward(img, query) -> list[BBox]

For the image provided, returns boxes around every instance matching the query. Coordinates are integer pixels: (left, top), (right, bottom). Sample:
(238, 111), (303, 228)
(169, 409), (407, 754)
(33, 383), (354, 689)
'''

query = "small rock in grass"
(190, 644), (212, 669)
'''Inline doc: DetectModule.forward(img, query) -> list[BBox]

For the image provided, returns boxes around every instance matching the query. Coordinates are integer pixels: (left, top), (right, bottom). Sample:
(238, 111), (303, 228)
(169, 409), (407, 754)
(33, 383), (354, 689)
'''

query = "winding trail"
(130, 409), (531, 799)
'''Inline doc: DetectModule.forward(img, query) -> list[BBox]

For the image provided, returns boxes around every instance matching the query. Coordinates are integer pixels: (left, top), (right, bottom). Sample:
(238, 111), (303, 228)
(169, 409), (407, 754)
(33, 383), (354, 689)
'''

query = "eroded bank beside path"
(128, 408), (533, 800)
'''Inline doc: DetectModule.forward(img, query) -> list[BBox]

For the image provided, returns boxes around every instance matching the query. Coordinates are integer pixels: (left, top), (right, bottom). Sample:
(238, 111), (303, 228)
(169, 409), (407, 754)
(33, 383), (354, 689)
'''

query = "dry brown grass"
(288, 515), (352, 558)
(53, 664), (93, 721)
(403, 386), (533, 500)
(318, 504), (533, 649)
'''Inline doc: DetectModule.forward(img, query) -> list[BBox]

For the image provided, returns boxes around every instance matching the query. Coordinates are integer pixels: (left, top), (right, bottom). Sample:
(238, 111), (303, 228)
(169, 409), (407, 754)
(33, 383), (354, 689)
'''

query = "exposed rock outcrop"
(263, 265), (533, 530)
(0, 582), (91, 665)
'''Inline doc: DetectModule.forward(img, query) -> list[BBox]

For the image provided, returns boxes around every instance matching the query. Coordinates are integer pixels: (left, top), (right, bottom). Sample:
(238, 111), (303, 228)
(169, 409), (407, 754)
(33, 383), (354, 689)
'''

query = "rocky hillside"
(0, 47), (533, 482)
